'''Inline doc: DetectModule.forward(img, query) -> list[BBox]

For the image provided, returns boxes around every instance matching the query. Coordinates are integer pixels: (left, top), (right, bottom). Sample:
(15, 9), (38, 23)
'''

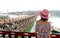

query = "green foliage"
(19, 22), (34, 38)
(0, 25), (3, 28)
(52, 30), (60, 34)
(0, 15), (9, 19)
(25, 22), (34, 32)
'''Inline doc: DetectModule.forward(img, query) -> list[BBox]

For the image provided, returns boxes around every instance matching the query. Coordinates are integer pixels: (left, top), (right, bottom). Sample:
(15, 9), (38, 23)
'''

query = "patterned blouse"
(35, 20), (51, 38)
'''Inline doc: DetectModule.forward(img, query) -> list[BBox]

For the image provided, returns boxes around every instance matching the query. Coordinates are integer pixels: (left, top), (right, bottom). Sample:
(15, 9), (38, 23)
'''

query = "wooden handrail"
(0, 31), (60, 38)
(0, 31), (37, 38)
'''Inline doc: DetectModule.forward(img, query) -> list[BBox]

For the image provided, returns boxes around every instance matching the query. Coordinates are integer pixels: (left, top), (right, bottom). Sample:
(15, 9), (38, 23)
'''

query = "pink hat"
(40, 9), (49, 19)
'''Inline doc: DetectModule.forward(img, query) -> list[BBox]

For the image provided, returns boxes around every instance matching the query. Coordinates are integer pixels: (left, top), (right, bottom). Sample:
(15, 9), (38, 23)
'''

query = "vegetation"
(0, 16), (9, 19)
(25, 22), (34, 32)
(20, 22), (34, 38)
(52, 30), (60, 34)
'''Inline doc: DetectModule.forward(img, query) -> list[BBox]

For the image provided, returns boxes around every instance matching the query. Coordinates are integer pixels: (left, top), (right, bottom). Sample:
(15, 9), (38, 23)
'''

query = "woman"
(35, 9), (52, 38)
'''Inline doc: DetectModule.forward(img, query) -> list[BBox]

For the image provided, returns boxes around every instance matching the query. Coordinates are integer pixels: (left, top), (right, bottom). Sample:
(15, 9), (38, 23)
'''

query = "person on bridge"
(35, 9), (52, 38)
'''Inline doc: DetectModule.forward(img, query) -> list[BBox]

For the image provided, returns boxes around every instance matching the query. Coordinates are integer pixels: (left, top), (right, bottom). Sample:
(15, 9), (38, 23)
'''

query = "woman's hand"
(50, 32), (52, 34)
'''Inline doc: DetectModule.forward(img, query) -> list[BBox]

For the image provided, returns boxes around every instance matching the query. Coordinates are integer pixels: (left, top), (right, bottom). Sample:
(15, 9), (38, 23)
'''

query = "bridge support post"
(9, 34), (11, 38)
(21, 35), (24, 38)
(15, 35), (18, 38)
(28, 36), (31, 38)
(2, 34), (5, 38)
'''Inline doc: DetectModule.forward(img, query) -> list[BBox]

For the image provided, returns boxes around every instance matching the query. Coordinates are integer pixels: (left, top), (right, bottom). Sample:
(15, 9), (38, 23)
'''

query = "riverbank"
(19, 22), (35, 38)
(25, 22), (34, 32)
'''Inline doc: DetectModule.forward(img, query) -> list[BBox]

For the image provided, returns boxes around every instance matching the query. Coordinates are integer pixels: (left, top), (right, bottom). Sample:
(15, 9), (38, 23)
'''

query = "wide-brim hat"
(40, 9), (49, 19)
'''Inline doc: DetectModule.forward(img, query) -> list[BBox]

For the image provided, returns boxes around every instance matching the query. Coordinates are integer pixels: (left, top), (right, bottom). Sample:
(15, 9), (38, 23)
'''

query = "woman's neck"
(40, 18), (48, 22)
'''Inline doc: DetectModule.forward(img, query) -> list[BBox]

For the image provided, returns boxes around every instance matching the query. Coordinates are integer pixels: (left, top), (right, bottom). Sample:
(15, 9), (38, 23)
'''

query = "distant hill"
(0, 11), (38, 19)
(0, 13), (9, 19)
(4, 11), (38, 15)
(5, 12), (22, 15)
(0, 10), (60, 18)
(50, 10), (60, 17)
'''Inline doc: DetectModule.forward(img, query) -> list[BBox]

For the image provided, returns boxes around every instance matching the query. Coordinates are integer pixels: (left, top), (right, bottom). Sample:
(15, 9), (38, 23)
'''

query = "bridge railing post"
(2, 34), (5, 38)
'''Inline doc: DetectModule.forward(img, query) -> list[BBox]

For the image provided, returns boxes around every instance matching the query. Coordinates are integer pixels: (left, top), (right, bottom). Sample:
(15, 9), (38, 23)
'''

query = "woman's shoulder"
(36, 20), (51, 25)
(36, 20), (42, 24)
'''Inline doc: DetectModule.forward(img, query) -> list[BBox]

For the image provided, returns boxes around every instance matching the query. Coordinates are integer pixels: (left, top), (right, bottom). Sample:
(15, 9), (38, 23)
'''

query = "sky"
(0, 0), (60, 13)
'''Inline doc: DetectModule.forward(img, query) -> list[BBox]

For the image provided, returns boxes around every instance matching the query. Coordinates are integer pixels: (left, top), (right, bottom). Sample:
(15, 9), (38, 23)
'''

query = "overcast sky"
(0, 0), (60, 13)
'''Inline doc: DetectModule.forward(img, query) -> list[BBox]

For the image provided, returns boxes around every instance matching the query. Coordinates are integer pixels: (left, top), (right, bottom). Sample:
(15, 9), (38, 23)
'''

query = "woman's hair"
(41, 18), (48, 22)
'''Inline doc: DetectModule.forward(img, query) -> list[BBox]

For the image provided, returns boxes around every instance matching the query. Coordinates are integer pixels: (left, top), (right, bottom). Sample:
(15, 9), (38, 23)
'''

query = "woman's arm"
(49, 22), (52, 34)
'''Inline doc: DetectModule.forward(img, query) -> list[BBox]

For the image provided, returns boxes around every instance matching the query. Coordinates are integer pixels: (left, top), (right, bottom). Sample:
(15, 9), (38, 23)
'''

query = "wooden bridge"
(0, 14), (37, 32)
(0, 14), (38, 38)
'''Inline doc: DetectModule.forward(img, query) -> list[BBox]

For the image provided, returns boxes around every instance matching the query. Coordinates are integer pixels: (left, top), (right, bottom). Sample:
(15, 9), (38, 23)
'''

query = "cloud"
(0, 0), (60, 13)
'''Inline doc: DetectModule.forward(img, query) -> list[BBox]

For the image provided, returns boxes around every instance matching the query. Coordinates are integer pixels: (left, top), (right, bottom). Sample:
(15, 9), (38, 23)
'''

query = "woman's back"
(35, 20), (51, 38)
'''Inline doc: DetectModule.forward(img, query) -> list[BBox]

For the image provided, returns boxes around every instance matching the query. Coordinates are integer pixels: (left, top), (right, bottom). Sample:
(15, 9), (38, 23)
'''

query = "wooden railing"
(0, 31), (60, 38)
(0, 31), (37, 38)
(51, 33), (60, 38)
